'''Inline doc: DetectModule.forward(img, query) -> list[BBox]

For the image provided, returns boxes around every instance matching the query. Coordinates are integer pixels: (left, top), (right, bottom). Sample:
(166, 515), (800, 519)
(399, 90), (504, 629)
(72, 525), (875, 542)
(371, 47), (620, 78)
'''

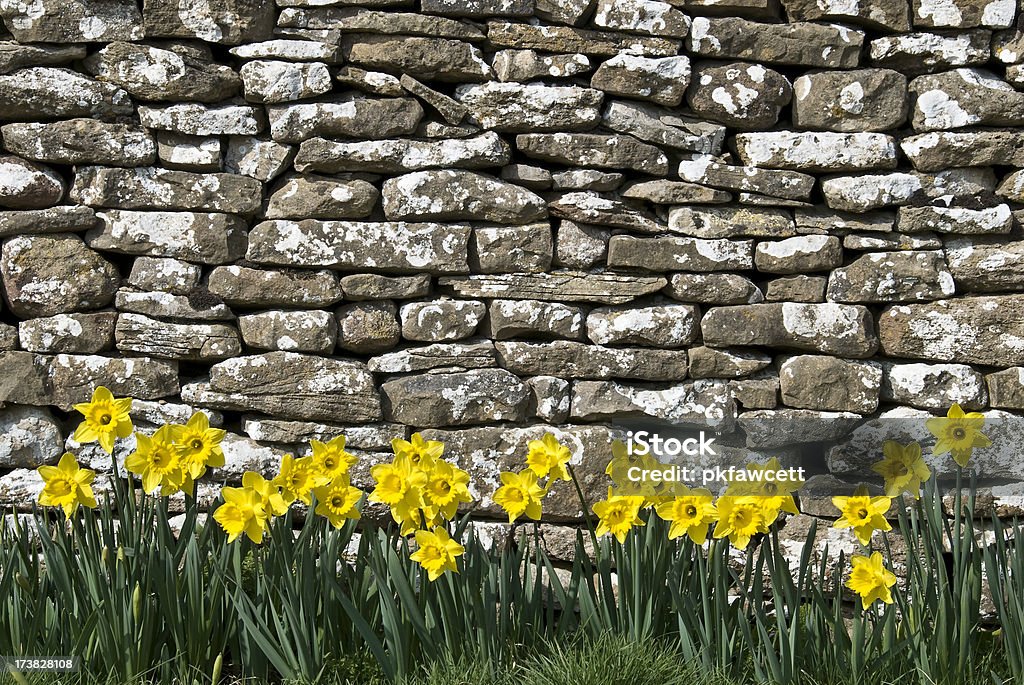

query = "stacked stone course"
(3, 0), (1024, 544)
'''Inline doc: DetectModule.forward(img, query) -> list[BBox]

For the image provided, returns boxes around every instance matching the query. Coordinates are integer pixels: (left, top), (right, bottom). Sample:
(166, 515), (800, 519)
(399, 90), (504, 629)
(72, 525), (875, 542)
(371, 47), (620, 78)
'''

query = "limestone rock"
(754, 235), (843, 274)
(265, 176), (378, 219)
(590, 54), (690, 106)
(527, 377), (571, 423)
(688, 346), (772, 378)
(247, 220), (470, 274)
(554, 221), (609, 269)
(780, 355), (882, 413)
(87, 210), (247, 264)
(901, 130), (1024, 172)
(996, 170), (1024, 202)
(486, 20), (680, 56)
(18, 313), (117, 354)
(368, 341), (497, 373)
(115, 313), (241, 361)
(496, 341), (689, 380)
(336, 301), (401, 353)
(607, 235), (753, 271)
(493, 50), (591, 81)
(792, 69), (908, 132)
(987, 368), (1024, 409)
(602, 100), (726, 153)
(71, 166), (262, 214)
(441, 272), (666, 305)
(115, 290), (231, 321)
(1, 120), (155, 167)
(341, 274), (432, 301)
(592, 0), (691, 36)
(549, 192), (662, 232)
(687, 62), (792, 129)
(827, 250), (954, 302)
(156, 133), (223, 172)
(910, 68), (1024, 131)
(278, 7), (485, 39)
(586, 303), (698, 347)
(667, 206), (792, 240)
(239, 60), (332, 103)
(399, 299), (486, 341)
(678, 157), (813, 200)
(881, 362), (987, 410)
(0, 351), (52, 405)
(0, 43), (86, 74)
(621, 180), (731, 204)
(473, 224), (553, 273)
(0, 406), (63, 469)
(229, 39), (341, 62)
(868, 30), (991, 75)
(225, 137), (294, 181)
(341, 36), (492, 82)
(665, 273), (763, 304)
(207, 266), (343, 308)
(733, 132), (898, 172)
(84, 42), (241, 102)
(821, 173), (924, 212)
(781, 0), (910, 30)
(1, 234), (118, 318)
(294, 132), (509, 174)
(242, 418), (404, 450)
(739, 408), (862, 449)
(266, 97), (423, 143)
(125, 258), (199, 295)
(702, 303), (878, 357)
(551, 170), (623, 192)
(238, 310), (337, 354)
(488, 299), (585, 340)
(911, 0), (1015, 28)
(516, 133), (667, 175)
(844, 232), (943, 251)
(455, 82), (603, 132)
(137, 103), (262, 136)
(730, 376), (780, 409)
(879, 296), (1024, 365)
(897, 205), (1012, 234)
(48, 354), (179, 406)
(0, 156), (63, 209)
(944, 237), (1024, 292)
(381, 170), (547, 223)
(686, 17), (864, 67)
(571, 380), (735, 431)
(382, 369), (529, 426)
(0, 0), (143, 42)
(142, 0), (275, 44)
(765, 275), (827, 302)
(421, 0), (533, 16)
(0, 67), (132, 120)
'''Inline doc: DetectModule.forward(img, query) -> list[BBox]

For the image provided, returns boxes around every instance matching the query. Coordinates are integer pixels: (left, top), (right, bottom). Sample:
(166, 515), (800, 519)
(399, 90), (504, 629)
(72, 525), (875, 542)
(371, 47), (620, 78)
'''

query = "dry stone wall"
(3, 0), (1024, 541)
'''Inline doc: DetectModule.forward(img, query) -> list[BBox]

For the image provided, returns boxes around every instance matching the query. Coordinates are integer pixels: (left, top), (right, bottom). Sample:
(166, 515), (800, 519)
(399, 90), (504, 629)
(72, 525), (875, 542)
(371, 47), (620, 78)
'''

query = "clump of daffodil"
(872, 440), (931, 499)
(312, 475), (363, 529)
(832, 485), (892, 546)
(593, 487), (646, 543)
(213, 471), (288, 543)
(655, 487), (718, 544)
(310, 435), (358, 482)
(72, 386), (133, 454)
(37, 452), (97, 518)
(725, 457), (802, 526)
(410, 527), (465, 581)
(170, 412), (226, 496)
(369, 453), (428, 534)
(272, 454), (318, 505)
(392, 432), (444, 470)
(125, 425), (185, 496)
(492, 469), (546, 524)
(846, 551), (898, 610)
(526, 432), (572, 481)
(926, 403), (991, 468)
(605, 439), (661, 493)
(713, 496), (769, 549)
(422, 459), (472, 523)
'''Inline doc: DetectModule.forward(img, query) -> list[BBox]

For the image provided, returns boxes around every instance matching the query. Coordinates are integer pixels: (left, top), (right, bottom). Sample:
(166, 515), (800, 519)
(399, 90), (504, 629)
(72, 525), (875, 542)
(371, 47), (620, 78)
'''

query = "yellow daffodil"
(847, 551), (897, 610)
(369, 455), (427, 530)
(712, 496), (769, 549)
(655, 488), (718, 544)
(272, 454), (318, 505)
(72, 386), (133, 454)
(242, 471), (289, 518)
(492, 469), (546, 524)
(310, 435), (358, 483)
(832, 485), (892, 546)
(725, 457), (802, 525)
(410, 527), (465, 581)
(392, 432), (444, 471)
(213, 486), (267, 543)
(37, 452), (98, 518)
(312, 475), (363, 528)
(125, 425), (185, 496)
(423, 459), (472, 521)
(605, 439), (668, 500)
(526, 432), (572, 481)
(872, 440), (931, 499)
(170, 412), (225, 493)
(593, 487), (645, 543)
(926, 403), (991, 467)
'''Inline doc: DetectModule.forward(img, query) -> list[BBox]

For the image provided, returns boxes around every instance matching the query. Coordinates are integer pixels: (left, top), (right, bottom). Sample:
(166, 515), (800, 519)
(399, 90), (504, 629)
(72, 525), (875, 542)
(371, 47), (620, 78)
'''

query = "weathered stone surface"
(686, 17), (864, 68)
(265, 176), (378, 219)
(765, 275), (827, 302)
(48, 354), (179, 406)
(897, 205), (1012, 234)
(733, 132), (898, 172)
(551, 169), (623, 192)
(266, 97), (423, 143)
(781, 0), (910, 30)
(688, 346), (772, 378)
(591, 54), (690, 106)
(0, 351), (52, 405)
(84, 42), (241, 102)
(0, 406), (63, 469)
(143, 0), (275, 44)
(607, 235), (754, 271)
(868, 30), (991, 74)
(243, 417), (404, 450)
(115, 290), (231, 321)
(679, 157), (813, 200)
(881, 362), (986, 410)
(238, 310), (337, 354)
(602, 101), (726, 153)
(534, 0), (597, 25)
(473, 224), (552, 273)
(571, 380), (735, 431)
(488, 299), (585, 340)
(138, 103), (262, 136)
(496, 341), (689, 380)
(592, 0), (690, 36)
(792, 69), (908, 132)
(827, 251), (955, 303)
(230, 39), (340, 62)
(368, 341), (497, 373)
(185, 352), (381, 422)
(207, 266), (343, 308)
(280, 7), (484, 40)
(115, 313), (241, 361)
(0, 67), (132, 120)
(795, 207), (895, 234)
(1, 234), (118, 318)
(526, 376), (571, 423)
(911, 0), (1014, 28)
(422, 0), (533, 17)
(125, 258), (199, 295)
(399, 299), (486, 341)
(554, 221), (608, 269)
(821, 173), (924, 212)
(987, 368), (1024, 409)
(487, 20), (680, 56)
(440, 274), (654, 305)
(72, 167), (262, 214)
(341, 36), (492, 82)
(501, 164), (552, 190)
(0, 0), (142, 42)
(844, 232), (942, 251)
(2, 120), (154, 167)
(18, 313), (117, 354)
(550, 192), (662, 232)
(341, 274), (432, 301)
(295, 132), (509, 174)
(454, 83), (602, 132)
(902, 130), (1024, 172)
(687, 62), (792, 129)
(240, 60), (331, 103)
(381, 170), (546, 223)
(0, 156), (63, 209)
(667, 206), (793, 239)
(155, 131), (221, 171)
(493, 50), (591, 82)
(0, 42), (86, 74)
(665, 273), (763, 304)
(879, 296), (1024, 365)
(996, 170), (1024, 202)
(225, 137), (294, 181)
(383, 369), (529, 426)
(332, 65), (404, 95)
(740, 408), (862, 449)
(621, 180), (730, 205)
(730, 375), (779, 409)
(399, 74), (468, 125)
(336, 301), (401, 353)
(702, 303), (878, 357)
(586, 303), (698, 347)
(780, 355), (882, 413)
(754, 235), (843, 274)
(87, 210), (247, 264)
(246, 220), (471, 274)
(910, 69), (1024, 131)
(944, 237), (1024, 292)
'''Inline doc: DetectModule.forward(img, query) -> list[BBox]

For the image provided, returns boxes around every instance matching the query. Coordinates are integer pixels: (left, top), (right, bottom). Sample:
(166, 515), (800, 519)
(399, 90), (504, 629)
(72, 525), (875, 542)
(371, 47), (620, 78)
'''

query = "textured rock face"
(702, 303), (879, 357)
(792, 69), (908, 132)
(687, 62), (792, 130)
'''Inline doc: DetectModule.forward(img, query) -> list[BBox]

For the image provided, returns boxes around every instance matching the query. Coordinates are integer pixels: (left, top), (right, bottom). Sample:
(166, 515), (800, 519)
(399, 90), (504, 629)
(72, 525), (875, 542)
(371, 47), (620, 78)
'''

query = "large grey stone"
(455, 82), (603, 132)
(19, 312), (116, 354)
(496, 340), (689, 381)
(71, 167), (262, 214)
(473, 224), (553, 273)
(590, 54), (690, 106)
(341, 273), (432, 301)
(686, 62), (792, 130)
(702, 303), (878, 357)
(897, 205), (1012, 235)
(278, 7), (485, 39)
(665, 273), (763, 305)
(688, 346), (772, 378)
(381, 170), (547, 223)
(780, 355), (882, 413)
(549, 192), (662, 233)
(1, 120), (155, 167)
(592, 0), (691, 36)
(0, 42), (86, 74)
(368, 341), (497, 373)
(901, 130), (1024, 172)
(125, 258), (200, 294)
(910, 68), (1024, 131)
(207, 266), (343, 308)
(792, 69), (908, 132)
(827, 250), (955, 302)
(336, 301), (400, 353)
(440, 272), (666, 305)
(486, 20), (680, 56)
(488, 299), (585, 340)
(0, 0), (143, 42)
(0, 156), (63, 209)
(341, 36), (492, 82)
(607, 235), (753, 271)
(0, 67), (132, 120)
(911, 0), (1015, 28)
(0, 406), (63, 469)
(84, 42), (241, 102)
(239, 60), (331, 103)
(686, 16), (864, 67)
(869, 30), (991, 75)
(399, 299), (486, 342)
(781, 0), (910, 30)
(668, 205), (794, 239)
(944, 238), (1024, 292)
(266, 97), (423, 143)
(142, 0), (275, 44)
(265, 176), (378, 219)
(238, 310), (337, 354)
(602, 100), (726, 153)
(115, 314), (241, 361)
(754, 235), (843, 274)
(881, 362), (987, 410)
(87, 210), (247, 264)
(733, 132), (899, 172)
(294, 132), (509, 173)
(137, 103), (262, 136)
(493, 49), (592, 82)
(677, 158), (813, 200)
(516, 133), (668, 175)
(586, 303), (699, 347)
(382, 369), (529, 426)
(48, 354), (179, 407)
(571, 380), (735, 431)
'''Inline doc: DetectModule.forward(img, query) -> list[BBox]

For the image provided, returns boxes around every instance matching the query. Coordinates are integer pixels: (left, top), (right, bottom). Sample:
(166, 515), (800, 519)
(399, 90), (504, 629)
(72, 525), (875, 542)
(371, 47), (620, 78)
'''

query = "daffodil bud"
(15, 572), (32, 593)
(117, 545), (125, 564)
(211, 653), (223, 685)
(132, 583), (142, 624)
(101, 546), (110, 564)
